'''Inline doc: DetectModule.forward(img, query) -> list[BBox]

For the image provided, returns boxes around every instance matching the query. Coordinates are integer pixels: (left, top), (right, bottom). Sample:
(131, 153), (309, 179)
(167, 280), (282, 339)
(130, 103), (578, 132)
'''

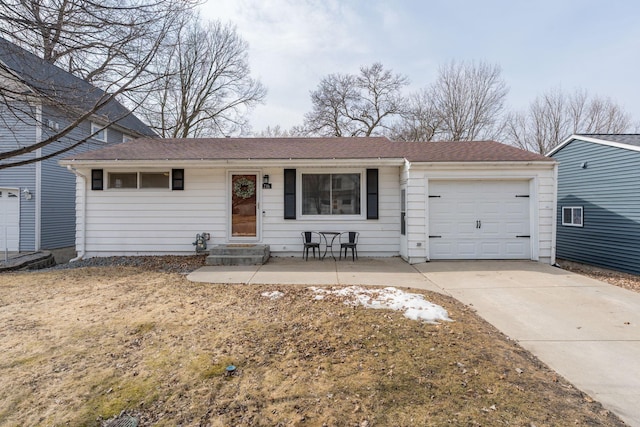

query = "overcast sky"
(200, 0), (640, 134)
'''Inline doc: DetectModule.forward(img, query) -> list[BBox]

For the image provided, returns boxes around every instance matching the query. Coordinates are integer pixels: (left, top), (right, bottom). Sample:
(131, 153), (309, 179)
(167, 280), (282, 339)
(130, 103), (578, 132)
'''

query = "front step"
(206, 244), (270, 266)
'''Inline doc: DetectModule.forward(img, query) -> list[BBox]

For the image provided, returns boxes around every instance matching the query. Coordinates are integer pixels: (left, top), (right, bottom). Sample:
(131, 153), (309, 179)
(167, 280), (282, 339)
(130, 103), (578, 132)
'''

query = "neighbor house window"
(562, 206), (583, 227)
(301, 172), (361, 216)
(91, 122), (107, 142)
(122, 134), (134, 143)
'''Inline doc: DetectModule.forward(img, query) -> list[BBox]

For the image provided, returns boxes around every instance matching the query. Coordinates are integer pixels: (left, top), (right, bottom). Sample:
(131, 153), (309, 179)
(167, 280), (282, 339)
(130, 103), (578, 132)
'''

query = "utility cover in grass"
(104, 414), (138, 427)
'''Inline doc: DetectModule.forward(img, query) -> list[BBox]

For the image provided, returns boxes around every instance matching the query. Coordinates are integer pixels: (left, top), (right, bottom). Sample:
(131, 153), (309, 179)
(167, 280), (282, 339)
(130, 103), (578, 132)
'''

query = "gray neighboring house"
(0, 37), (155, 255)
(548, 134), (640, 274)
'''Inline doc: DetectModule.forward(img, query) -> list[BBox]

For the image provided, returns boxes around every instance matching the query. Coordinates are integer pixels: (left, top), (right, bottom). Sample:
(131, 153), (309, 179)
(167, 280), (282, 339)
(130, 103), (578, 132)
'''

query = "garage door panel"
(505, 221), (528, 234)
(479, 220), (500, 235)
(479, 201), (501, 214)
(479, 242), (500, 258)
(430, 220), (455, 235)
(430, 241), (453, 258)
(457, 242), (477, 257)
(429, 180), (531, 260)
(505, 241), (528, 256)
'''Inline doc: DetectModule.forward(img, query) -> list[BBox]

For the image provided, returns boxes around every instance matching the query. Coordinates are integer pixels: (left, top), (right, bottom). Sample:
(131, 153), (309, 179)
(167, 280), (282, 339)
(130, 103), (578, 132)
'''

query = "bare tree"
(137, 15), (266, 138)
(390, 88), (441, 142)
(0, 0), (197, 168)
(304, 63), (409, 137)
(430, 60), (508, 141)
(504, 88), (635, 154)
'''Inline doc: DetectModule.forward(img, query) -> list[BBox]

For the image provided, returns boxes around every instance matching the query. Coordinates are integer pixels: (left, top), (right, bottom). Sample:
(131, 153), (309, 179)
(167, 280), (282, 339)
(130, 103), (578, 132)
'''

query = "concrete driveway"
(416, 261), (640, 427)
(188, 258), (640, 425)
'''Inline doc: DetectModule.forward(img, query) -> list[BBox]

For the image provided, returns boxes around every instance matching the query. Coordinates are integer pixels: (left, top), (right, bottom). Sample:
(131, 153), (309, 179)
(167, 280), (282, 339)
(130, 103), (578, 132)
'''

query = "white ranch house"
(60, 137), (557, 264)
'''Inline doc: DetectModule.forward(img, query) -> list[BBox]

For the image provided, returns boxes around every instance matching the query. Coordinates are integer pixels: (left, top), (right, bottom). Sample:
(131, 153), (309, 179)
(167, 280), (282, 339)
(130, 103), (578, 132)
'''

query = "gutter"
(66, 165), (87, 262)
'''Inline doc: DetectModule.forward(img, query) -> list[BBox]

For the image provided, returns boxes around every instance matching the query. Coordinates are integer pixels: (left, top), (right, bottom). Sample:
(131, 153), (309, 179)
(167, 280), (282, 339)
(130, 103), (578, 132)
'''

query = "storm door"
(230, 174), (258, 238)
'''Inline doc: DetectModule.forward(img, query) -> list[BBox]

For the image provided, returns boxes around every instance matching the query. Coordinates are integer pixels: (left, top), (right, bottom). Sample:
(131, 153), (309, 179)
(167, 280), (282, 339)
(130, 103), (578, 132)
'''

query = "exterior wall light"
(262, 174), (272, 189)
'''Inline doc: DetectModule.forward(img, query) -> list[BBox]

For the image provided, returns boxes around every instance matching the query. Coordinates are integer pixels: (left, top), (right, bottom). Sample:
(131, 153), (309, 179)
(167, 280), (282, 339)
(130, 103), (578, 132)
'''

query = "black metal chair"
(339, 231), (359, 261)
(301, 231), (321, 260)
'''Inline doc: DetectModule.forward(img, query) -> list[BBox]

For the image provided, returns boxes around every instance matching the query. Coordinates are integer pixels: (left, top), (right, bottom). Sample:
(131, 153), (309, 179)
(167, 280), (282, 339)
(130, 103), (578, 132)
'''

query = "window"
(106, 171), (176, 190)
(140, 172), (170, 188)
(109, 172), (137, 189)
(122, 134), (134, 143)
(301, 172), (361, 216)
(91, 122), (107, 142)
(562, 206), (583, 227)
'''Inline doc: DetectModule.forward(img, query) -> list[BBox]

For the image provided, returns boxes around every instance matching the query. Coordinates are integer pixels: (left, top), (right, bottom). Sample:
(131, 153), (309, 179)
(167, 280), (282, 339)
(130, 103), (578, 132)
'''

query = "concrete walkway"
(188, 257), (443, 291)
(188, 258), (640, 426)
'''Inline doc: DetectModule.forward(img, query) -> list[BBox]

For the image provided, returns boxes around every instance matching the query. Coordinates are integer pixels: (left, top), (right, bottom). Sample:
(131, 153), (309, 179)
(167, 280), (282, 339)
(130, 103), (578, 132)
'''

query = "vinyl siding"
(76, 166), (401, 257)
(552, 140), (640, 274)
(39, 107), (115, 249)
(0, 102), (37, 250)
(1, 100), (145, 251)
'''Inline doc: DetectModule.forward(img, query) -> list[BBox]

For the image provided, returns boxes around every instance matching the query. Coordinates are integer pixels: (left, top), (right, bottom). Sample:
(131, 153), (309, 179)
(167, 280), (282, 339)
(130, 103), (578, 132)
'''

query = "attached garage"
(0, 188), (20, 252)
(428, 180), (531, 259)
(399, 143), (556, 265)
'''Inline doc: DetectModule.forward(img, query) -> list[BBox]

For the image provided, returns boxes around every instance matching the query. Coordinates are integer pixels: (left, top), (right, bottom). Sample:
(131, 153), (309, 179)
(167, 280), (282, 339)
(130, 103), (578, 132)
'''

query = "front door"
(230, 174), (258, 238)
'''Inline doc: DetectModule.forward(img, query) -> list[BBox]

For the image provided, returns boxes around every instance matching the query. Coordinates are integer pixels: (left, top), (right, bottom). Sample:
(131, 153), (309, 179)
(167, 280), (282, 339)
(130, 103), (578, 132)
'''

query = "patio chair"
(339, 231), (359, 261)
(301, 231), (321, 260)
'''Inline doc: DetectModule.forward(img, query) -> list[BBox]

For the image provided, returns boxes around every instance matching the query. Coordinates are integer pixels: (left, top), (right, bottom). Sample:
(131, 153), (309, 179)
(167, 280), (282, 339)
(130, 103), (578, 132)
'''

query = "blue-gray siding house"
(0, 38), (155, 254)
(548, 134), (640, 275)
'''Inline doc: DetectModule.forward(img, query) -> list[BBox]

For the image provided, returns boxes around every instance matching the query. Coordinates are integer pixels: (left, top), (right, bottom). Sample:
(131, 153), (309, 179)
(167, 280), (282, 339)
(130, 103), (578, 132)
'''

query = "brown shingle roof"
(64, 137), (553, 163)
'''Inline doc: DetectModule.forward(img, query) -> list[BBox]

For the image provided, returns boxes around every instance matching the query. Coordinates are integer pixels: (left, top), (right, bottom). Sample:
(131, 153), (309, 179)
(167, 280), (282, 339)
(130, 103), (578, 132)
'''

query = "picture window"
(301, 172), (361, 216)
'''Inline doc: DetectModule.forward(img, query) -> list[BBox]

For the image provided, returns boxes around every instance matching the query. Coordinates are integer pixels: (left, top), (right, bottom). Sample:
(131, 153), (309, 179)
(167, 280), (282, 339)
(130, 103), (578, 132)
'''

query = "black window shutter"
(91, 169), (103, 190)
(172, 169), (184, 190)
(366, 168), (379, 219)
(284, 169), (296, 219)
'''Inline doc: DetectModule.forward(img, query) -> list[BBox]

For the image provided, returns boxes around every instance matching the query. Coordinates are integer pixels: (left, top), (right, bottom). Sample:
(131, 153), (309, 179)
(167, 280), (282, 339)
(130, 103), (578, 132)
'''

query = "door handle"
(476, 220), (482, 229)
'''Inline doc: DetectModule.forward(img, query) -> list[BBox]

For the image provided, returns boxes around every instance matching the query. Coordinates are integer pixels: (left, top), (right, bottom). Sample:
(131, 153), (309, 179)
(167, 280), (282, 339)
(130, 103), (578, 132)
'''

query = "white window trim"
(297, 168), (366, 221)
(106, 170), (172, 190)
(91, 121), (107, 142)
(562, 206), (584, 227)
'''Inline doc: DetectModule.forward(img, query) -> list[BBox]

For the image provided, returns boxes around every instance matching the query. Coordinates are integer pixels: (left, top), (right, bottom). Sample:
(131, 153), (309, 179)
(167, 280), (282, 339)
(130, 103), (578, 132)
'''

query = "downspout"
(66, 165), (86, 262)
(34, 104), (42, 250)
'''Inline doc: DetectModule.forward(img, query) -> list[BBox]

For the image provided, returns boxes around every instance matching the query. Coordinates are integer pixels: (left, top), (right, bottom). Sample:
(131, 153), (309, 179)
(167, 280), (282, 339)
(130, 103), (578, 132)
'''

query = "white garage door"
(429, 180), (531, 259)
(0, 188), (20, 252)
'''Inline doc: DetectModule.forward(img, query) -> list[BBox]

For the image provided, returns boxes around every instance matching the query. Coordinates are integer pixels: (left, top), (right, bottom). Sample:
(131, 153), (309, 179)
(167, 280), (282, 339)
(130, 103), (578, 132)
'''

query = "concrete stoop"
(206, 244), (270, 266)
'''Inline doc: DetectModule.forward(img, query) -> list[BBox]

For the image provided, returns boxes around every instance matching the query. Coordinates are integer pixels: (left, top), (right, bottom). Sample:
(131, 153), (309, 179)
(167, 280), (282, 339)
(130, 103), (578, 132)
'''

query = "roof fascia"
(409, 161), (556, 170)
(547, 134), (640, 156)
(59, 157), (406, 168)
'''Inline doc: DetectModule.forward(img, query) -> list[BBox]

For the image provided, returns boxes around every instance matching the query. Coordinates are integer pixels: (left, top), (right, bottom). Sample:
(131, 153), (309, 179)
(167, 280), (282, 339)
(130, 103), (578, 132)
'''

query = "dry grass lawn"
(0, 266), (625, 426)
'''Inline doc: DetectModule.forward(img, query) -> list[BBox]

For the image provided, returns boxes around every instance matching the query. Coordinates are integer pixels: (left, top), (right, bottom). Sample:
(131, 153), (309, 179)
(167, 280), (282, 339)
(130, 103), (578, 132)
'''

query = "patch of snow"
(309, 286), (452, 324)
(261, 290), (285, 300)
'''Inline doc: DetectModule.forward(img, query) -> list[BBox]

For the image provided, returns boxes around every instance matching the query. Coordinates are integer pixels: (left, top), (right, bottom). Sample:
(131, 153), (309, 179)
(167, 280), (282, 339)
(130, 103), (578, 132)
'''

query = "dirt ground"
(556, 258), (640, 294)
(0, 258), (628, 426)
